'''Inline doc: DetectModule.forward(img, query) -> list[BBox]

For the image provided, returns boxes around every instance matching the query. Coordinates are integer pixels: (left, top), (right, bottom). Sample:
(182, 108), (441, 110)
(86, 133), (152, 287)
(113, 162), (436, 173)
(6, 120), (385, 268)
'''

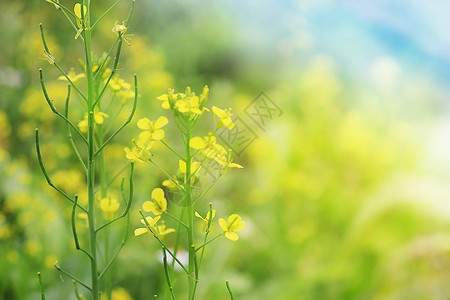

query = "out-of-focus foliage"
(2, 0), (450, 299)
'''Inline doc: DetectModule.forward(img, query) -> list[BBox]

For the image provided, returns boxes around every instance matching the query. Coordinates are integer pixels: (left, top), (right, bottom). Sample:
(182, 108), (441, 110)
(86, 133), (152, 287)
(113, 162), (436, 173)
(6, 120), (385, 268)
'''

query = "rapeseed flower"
(212, 106), (234, 130)
(143, 188), (167, 215)
(219, 214), (245, 241)
(137, 116), (168, 145)
(190, 135), (227, 163)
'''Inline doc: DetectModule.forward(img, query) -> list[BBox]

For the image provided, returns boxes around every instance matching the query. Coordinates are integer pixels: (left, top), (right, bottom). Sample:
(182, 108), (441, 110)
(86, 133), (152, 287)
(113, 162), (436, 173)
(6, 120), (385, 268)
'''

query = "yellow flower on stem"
(219, 214), (245, 241)
(190, 135), (227, 163)
(134, 216), (161, 236)
(137, 116), (168, 144)
(162, 177), (182, 191)
(179, 160), (201, 184)
(212, 106), (234, 130)
(100, 197), (120, 220)
(77, 111), (109, 133)
(143, 188), (167, 215)
(124, 139), (153, 162)
(156, 223), (176, 238)
(134, 216), (175, 238)
(74, 3), (87, 39)
(217, 150), (244, 175)
(195, 208), (216, 232)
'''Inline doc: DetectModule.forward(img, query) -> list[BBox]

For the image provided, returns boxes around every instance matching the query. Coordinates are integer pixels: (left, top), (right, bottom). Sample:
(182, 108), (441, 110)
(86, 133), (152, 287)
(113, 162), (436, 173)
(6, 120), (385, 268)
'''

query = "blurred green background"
(2, 0), (450, 299)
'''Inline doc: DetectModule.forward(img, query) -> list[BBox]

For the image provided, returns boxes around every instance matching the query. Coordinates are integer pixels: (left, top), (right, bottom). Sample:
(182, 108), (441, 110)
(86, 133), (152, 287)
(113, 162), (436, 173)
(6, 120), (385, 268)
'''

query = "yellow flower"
(74, 3), (87, 39)
(134, 216), (161, 236)
(58, 68), (85, 83)
(100, 197), (120, 220)
(134, 216), (175, 238)
(124, 145), (151, 162)
(143, 188), (167, 215)
(179, 160), (201, 184)
(217, 150), (244, 175)
(157, 88), (184, 110)
(195, 208), (216, 233)
(74, 3), (87, 20)
(190, 135), (227, 163)
(77, 111), (109, 133)
(175, 96), (203, 117)
(156, 223), (176, 238)
(162, 177), (181, 191)
(219, 214), (245, 241)
(137, 116), (168, 145)
(109, 76), (131, 92)
(212, 106), (234, 130)
(101, 287), (132, 300)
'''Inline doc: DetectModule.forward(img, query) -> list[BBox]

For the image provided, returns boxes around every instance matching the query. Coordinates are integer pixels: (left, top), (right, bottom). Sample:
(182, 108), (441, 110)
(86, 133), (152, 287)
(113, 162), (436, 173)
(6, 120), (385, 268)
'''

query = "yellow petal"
(152, 129), (165, 141)
(155, 116), (168, 129)
(219, 218), (227, 231)
(137, 118), (152, 130)
(134, 228), (147, 236)
(230, 163), (244, 169)
(189, 137), (206, 149)
(74, 3), (87, 19)
(225, 231), (239, 241)
(212, 106), (226, 118)
(179, 160), (186, 174)
(151, 188), (165, 202)
(142, 201), (156, 212)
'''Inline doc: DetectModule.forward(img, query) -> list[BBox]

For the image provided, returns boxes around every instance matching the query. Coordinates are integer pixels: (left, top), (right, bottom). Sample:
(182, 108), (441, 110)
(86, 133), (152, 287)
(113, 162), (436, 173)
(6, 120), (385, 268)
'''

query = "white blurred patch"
(370, 56), (401, 89)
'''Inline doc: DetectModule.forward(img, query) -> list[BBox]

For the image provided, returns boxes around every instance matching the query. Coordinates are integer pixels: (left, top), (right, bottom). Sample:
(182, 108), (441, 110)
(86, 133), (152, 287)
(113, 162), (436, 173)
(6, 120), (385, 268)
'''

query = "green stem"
(54, 264), (91, 291)
(84, 24), (100, 300)
(226, 280), (234, 300)
(162, 248), (176, 300)
(184, 126), (197, 299)
(161, 140), (186, 161)
(37, 272), (45, 300)
(195, 234), (222, 252)
(91, 0), (123, 30)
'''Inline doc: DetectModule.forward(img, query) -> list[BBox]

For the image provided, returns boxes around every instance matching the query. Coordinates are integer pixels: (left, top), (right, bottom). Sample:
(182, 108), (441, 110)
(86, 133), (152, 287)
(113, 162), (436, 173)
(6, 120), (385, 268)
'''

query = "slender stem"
(192, 175), (222, 206)
(195, 234), (222, 252)
(94, 74), (138, 157)
(64, 85), (88, 173)
(35, 129), (87, 213)
(91, 0), (123, 30)
(39, 69), (88, 145)
(93, 38), (119, 80)
(73, 280), (82, 300)
(84, 22), (100, 299)
(138, 210), (189, 275)
(226, 280), (234, 300)
(96, 162), (134, 232)
(184, 125), (197, 299)
(54, 264), (91, 291)
(162, 248), (176, 300)
(37, 272), (45, 300)
(45, 0), (77, 19)
(161, 140), (186, 161)
(164, 211), (188, 229)
(72, 195), (94, 260)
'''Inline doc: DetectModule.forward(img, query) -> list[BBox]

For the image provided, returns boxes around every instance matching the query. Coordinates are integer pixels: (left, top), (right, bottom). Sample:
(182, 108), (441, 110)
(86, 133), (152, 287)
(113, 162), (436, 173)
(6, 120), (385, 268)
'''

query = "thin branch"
(96, 162), (134, 232)
(39, 69), (88, 145)
(64, 85), (87, 173)
(37, 272), (46, 300)
(54, 263), (91, 291)
(94, 74), (138, 158)
(139, 210), (189, 275)
(71, 195), (93, 260)
(91, 0), (122, 30)
(162, 248), (176, 300)
(35, 129), (88, 213)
